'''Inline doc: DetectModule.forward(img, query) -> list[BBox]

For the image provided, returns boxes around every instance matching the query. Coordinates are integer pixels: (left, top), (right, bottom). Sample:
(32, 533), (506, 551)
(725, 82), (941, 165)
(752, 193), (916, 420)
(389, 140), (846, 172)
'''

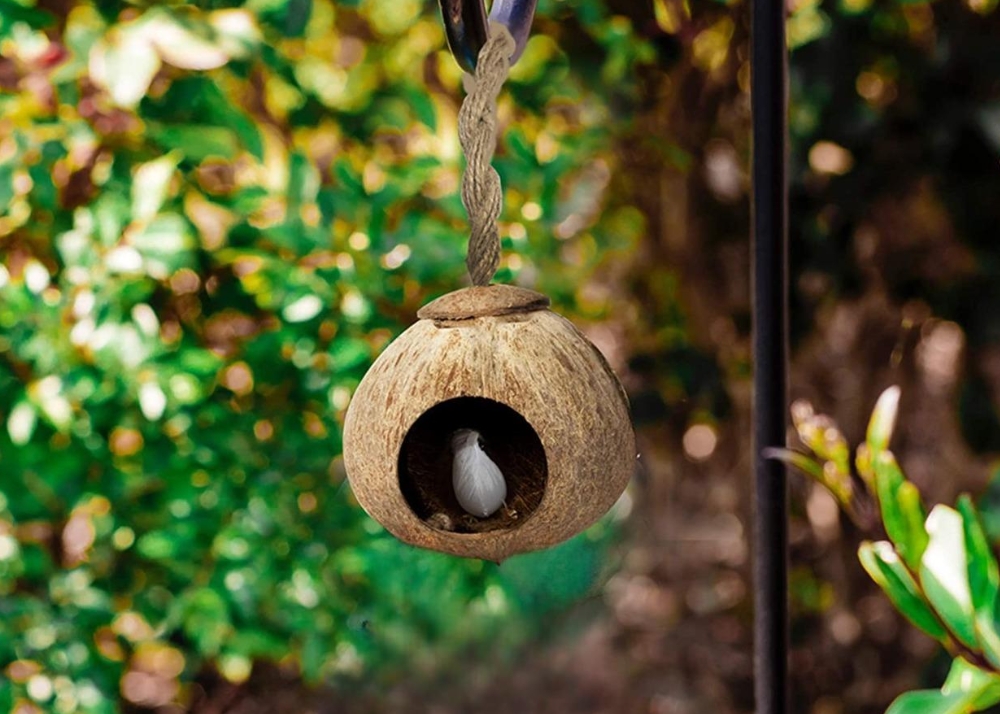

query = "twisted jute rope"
(458, 24), (515, 286)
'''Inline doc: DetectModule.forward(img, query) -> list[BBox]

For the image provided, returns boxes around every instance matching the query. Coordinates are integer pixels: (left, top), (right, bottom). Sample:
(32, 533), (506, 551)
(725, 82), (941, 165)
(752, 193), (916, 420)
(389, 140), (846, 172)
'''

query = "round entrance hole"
(398, 397), (548, 534)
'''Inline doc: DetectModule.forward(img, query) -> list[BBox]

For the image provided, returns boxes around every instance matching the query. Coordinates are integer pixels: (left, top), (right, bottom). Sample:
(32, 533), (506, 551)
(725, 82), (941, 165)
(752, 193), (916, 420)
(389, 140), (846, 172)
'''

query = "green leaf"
(955, 495), (1000, 668)
(887, 690), (973, 714)
(957, 496), (1000, 613)
(282, 293), (323, 322)
(195, 78), (265, 161)
(859, 540), (946, 640)
(875, 451), (928, 570)
(942, 658), (1000, 708)
(286, 151), (319, 221)
(789, 399), (851, 476)
(330, 338), (372, 373)
(856, 442), (876, 494)
(208, 9), (262, 59)
(131, 212), (197, 278)
(90, 26), (162, 108)
(181, 587), (233, 657)
(888, 658), (1000, 714)
(145, 12), (229, 70)
(0, 0), (55, 32)
(921, 506), (979, 648)
(764, 446), (852, 508)
(6, 400), (37, 446)
(332, 157), (364, 195)
(137, 530), (177, 560)
(979, 618), (1000, 674)
(29, 376), (74, 431)
(178, 348), (223, 376)
(399, 83), (437, 130)
(899, 481), (930, 562)
(132, 152), (181, 222)
(763, 447), (825, 481)
(867, 385), (900, 455)
(151, 125), (242, 161)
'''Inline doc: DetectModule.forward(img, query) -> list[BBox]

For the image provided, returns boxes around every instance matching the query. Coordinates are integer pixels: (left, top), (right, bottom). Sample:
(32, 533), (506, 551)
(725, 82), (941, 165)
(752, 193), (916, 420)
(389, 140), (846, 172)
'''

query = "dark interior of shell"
(397, 396), (547, 533)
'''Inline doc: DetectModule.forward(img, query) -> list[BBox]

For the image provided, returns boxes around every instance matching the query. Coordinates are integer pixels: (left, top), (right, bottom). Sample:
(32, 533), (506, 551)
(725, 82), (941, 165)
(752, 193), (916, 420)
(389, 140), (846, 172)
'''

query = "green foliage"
(0, 0), (655, 711)
(777, 389), (1000, 713)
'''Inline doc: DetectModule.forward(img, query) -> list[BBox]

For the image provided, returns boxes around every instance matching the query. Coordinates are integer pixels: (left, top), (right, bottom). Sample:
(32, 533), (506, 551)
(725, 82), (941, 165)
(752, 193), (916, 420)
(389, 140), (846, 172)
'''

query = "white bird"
(451, 429), (507, 517)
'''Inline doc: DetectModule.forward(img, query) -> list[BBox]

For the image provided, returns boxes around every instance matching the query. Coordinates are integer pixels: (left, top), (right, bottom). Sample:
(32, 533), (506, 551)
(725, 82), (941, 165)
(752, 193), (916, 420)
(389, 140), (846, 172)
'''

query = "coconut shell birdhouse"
(342, 13), (634, 562)
(342, 285), (635, 562)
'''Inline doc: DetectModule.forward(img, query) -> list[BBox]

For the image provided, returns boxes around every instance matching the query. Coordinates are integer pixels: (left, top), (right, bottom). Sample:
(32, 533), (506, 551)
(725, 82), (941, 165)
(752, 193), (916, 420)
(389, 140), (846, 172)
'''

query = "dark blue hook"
(438, 0), (538, 73)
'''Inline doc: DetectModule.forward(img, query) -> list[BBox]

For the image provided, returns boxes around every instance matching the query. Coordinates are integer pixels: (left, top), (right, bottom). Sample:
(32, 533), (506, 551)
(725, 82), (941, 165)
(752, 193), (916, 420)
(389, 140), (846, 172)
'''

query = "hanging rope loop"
(457, 23), (514, 287)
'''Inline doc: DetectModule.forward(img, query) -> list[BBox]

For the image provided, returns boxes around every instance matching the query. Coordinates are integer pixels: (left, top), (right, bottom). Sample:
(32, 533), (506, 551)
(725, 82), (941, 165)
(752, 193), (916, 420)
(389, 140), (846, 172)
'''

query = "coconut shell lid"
(417, 284), (550, 321)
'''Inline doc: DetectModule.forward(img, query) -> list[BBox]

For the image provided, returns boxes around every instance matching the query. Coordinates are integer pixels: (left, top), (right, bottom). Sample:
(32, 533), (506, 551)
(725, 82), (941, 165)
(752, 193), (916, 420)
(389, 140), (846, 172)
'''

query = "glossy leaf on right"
(920, 506), (979, 649)
(886, 657), (1000, 714)
(956, 495), (1000, 669)
(859, 540), (946, 641)
(886, 690), (972, 714)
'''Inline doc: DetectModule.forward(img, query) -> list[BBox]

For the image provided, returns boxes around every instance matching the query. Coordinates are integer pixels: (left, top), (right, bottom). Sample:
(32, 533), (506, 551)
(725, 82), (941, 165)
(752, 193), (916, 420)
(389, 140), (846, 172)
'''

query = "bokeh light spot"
(683, 424), (718, 462)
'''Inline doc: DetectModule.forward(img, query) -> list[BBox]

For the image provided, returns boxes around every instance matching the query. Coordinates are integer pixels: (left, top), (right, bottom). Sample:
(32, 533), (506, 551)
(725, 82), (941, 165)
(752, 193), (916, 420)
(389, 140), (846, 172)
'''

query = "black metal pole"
(751, 0), (788, 708)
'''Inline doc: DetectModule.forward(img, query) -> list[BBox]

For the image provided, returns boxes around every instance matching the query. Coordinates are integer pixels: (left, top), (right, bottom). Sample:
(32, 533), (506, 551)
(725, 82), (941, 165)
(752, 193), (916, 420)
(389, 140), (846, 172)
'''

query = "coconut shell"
(342, 284), (635, 562)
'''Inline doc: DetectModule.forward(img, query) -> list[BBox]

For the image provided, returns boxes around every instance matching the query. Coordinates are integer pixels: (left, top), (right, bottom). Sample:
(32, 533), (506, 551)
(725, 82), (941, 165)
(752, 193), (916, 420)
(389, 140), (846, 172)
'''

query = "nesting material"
(342, 284), (635, 562)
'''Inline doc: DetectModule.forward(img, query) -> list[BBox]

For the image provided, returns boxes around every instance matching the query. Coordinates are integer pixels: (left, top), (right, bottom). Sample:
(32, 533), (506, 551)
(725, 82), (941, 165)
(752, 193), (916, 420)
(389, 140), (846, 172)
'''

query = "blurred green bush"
(0, 0), (654, 711)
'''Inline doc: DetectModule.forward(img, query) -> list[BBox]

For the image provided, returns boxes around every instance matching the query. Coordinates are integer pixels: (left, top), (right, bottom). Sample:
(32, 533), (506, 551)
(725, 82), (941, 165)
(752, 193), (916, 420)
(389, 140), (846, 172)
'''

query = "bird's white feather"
(451, 429), (506, 517)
